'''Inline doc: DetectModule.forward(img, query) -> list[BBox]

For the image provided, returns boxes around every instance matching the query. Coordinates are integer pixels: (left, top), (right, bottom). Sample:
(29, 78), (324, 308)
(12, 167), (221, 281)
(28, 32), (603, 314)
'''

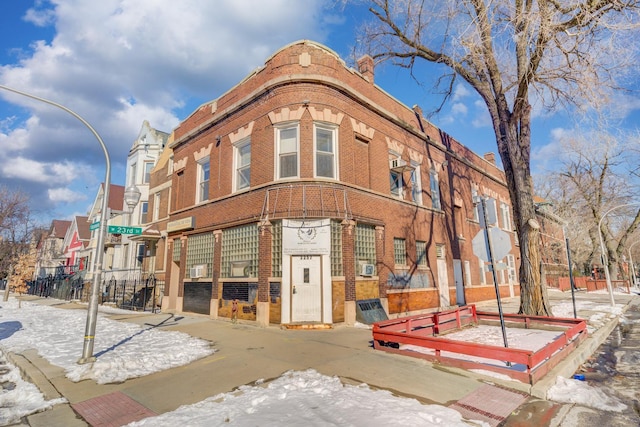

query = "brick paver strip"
(72, 391), (156, 427)
(450, 384), (529, 427)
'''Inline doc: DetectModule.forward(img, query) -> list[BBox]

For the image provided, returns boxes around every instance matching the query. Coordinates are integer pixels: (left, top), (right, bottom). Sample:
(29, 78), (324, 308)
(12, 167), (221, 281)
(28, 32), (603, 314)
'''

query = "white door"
(437, 258), (450, 308)
(453, 259), (465, 306)
(291, 255), (322, 322)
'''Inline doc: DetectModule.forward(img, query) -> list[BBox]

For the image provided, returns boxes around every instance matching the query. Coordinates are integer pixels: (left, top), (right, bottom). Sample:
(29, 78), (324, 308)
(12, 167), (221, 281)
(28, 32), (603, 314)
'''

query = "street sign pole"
(479, 197), (510, 360)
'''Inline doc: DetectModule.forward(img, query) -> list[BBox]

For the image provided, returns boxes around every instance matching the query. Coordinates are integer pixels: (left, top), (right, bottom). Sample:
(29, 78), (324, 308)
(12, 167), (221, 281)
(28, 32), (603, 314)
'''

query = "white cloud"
(0, 0), (333, 216)
(47, 187), (87, 204)
(452, 83), (470, 101)
(451, 102), (468, 116)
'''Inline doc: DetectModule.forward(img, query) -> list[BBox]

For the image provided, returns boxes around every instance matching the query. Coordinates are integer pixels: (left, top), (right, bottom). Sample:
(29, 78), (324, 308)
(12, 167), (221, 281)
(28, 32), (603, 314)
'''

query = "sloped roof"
(109, 184), (125, 211)
(51, 219), (71, 239)
(75, 216), (91, 241)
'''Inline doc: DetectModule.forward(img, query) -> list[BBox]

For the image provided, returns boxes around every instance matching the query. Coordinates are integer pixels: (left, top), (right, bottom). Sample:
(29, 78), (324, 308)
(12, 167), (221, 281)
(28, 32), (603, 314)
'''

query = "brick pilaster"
(341, 219), (356, 301)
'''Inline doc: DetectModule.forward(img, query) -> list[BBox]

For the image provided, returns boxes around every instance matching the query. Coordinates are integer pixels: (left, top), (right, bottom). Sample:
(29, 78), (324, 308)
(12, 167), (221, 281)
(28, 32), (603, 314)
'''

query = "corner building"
(162, 40), (519, 326)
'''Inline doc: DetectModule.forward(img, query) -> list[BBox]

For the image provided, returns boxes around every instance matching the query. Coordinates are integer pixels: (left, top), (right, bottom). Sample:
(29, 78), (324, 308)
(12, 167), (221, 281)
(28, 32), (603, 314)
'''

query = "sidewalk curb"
(5, 350), (88, 426)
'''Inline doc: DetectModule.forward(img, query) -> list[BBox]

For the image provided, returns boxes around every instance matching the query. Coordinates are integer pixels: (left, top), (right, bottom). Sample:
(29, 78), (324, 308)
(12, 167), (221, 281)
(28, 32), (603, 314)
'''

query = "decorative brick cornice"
(268, 107), (306, 124)
(193, 143), (213, 162)
(350, 118), (375, 140)
(386, 137), (404, 155)
(174, 157), (188, 171)
(229, 122), (255, 144)
(308, 107), (344, 125)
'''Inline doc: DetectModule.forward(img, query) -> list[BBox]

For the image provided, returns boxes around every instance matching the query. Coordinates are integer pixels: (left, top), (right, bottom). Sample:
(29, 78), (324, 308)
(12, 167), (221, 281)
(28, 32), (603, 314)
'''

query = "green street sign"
(108, 225), (142, 235)
(89, 221), (100, 231)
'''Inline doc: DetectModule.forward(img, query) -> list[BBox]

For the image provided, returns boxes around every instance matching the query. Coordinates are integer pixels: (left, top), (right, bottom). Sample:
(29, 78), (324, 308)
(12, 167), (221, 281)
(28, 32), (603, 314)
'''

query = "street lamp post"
(597, 202), (640, 307)
(0, 84), (111, 364)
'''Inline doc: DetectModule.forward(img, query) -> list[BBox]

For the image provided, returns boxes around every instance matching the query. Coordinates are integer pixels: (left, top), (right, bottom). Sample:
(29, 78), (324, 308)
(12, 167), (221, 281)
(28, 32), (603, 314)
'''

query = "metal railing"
(28, 273), (164, 313)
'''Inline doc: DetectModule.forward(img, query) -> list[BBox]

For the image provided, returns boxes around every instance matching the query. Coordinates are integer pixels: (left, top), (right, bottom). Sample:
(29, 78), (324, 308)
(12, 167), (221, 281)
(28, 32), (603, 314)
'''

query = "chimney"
(357, 55), (374, 83)
(483, 152), (496, 164)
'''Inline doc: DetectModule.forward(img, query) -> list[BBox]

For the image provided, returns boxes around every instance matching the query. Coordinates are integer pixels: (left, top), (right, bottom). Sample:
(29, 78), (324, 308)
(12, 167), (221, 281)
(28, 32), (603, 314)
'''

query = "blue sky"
(1, 1), (638, 224)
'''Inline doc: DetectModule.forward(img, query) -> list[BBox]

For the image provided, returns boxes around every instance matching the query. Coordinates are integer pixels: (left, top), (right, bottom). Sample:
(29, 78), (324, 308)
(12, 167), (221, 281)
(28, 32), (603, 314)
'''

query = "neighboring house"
(34, 219), (71, 278)
(160, 40), (522, 327)
(133, 131), (175, 301)
(62, 216), (91, 274)
(85, 183), (125, 282)
(119, 121), (169, 279)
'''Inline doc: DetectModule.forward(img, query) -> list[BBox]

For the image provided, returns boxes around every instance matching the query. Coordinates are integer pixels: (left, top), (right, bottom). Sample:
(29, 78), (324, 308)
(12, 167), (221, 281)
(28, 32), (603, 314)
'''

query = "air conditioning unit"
(189, 264), (207, 279)
(360, 263), (375, 277)
(231, 260), (251, 277)
(389, 158), (407, 170)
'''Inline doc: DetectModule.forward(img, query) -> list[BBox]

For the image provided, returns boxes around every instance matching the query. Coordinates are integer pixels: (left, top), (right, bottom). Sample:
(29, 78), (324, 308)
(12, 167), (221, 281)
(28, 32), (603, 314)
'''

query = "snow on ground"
(0, 298), (214, 384)
(547, 376), (627, 412)
(126, 369), (489, 427)
(0, 353), (67, 426)
(0, 292), (635, 425)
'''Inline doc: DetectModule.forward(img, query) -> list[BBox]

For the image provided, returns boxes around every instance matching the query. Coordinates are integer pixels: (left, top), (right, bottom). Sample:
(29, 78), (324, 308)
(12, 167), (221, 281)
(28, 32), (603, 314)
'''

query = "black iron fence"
(27, 273), (164, 313)
(101, 275), (164, 312)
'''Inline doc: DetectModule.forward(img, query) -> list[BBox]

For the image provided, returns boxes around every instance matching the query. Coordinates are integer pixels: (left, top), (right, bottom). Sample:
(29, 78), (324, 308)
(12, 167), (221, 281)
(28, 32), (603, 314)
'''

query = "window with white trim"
(472, 188), (480, 221)
(390, 171), (403, 197)
(234, 138), (251, 191)
(314, 124), (337, 179)
(410, 165), (422, 205)
(197, 158), (210, 203)
(153, 193), (160, 221)
(276, 125), (298, 179)
(500, 202), (512, 231)
(143, 161), (154, 184)
(139, 201), (148, 224)
(430, 169), (441, 210)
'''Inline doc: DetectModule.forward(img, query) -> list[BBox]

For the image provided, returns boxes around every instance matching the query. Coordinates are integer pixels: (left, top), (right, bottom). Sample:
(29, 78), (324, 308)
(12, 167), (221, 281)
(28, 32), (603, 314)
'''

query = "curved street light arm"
(0, 84), (111, 363)
(597, 202), (640, 307)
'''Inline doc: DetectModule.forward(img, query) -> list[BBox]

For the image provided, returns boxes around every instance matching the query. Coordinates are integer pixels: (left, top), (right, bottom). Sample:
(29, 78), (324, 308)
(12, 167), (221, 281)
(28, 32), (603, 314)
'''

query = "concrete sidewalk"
(6, 290), (639, 427)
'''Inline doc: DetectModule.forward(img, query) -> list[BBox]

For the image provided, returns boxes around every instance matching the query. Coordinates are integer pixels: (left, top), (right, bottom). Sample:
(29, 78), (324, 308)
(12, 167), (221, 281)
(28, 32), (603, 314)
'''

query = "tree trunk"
(493, 107), (553, 316)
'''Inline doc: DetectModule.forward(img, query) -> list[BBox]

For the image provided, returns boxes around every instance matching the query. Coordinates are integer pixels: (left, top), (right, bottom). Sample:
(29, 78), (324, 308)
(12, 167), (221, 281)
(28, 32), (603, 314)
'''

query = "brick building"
(154, 40), (520, 326)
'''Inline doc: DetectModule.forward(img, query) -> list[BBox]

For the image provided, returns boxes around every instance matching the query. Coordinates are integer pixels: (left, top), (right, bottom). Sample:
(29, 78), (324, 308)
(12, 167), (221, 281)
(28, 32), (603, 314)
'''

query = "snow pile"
(126, 369), (489, 427)
(547, 376), (627, 412)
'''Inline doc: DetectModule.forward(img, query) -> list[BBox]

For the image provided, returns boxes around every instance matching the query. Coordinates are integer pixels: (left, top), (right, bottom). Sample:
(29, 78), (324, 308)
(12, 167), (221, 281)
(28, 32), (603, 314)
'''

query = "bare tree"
(0, 186), (33, 279)
(359, 0), (640, 315)
(540, 131), (640, 281)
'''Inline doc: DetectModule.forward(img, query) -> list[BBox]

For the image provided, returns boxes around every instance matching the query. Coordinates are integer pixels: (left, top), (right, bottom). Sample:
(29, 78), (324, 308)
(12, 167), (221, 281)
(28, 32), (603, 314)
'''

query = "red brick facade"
(155, 41), (521, 326)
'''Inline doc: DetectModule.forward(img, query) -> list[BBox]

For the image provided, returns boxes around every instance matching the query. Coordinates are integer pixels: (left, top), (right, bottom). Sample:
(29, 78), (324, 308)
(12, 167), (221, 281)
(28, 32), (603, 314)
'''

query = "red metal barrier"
(372, 305), (588, 384)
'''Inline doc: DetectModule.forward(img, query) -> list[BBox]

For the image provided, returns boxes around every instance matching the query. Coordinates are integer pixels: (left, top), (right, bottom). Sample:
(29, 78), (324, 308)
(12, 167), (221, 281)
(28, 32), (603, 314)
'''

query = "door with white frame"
(291, 255), (322, 322)
(436, 244), (450, 307)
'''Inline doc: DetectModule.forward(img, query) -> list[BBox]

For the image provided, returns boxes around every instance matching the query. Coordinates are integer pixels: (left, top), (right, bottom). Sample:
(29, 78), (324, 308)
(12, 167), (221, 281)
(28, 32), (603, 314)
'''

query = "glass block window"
(416, 241), (428, 267)
(186, 232), (215, 274)
(394, 238), (406, 266)
(271, 221), (282, 278)
(331, 220), (343, 276)
(221, 223), (258, 278)
(172, 238), (181, 262)
(355, 223), (376, 265)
